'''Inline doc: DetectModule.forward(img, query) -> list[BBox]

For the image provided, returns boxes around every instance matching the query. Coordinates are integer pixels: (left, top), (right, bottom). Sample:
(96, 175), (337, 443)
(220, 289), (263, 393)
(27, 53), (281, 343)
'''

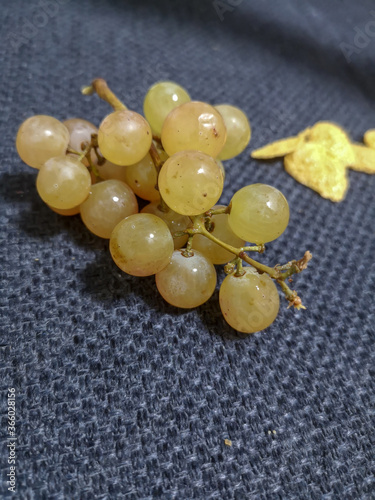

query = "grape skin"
(36, 155), (91, 209)
(192, 206), (245, 264)
(16, 115), (70, 169)
(161, 101), (227, 158)
(219, 267), (280, 333)
(63, 118), (97, 151)
(158, 150), (224, 216)
(123, 153), (160, 202)
(143, 81), (191, 136)
(141, 202), (190, 249)
(98, 110), (152, 166)
(110, 214), (174, 277)
(228, 184), (289, 244)
(80, 180), (138, 239)
(63, 118), (98, 166)
(155, 250), (217, 308)
(120, 142), (167, 201)
(96, 160), (128, 183)
(216, 160), (225, 181)
(49, 205), (80, 216)
(215, 104), (251, 160)
(64, 120), (133, 184)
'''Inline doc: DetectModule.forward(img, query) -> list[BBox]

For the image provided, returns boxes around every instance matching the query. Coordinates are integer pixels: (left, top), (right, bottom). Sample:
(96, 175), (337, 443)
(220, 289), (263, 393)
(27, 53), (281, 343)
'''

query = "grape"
(80, 180), (138, 239)
(49, 205), (80, 216)
(219, 267), (280, 333)
(215, 104), (251, 160)
(216, 159), (225, 181)
(141, 201), (190, 249)
(110, 214), (174, 276)
(63, 118), (134, 182)
(161, 101), (227, 157)
(228, 184), (289, 244)
(155, 250), (217, 308)
(63, 118), (97, 151)
(63, 118), (98, 166)
(96, 160), (128, 183)
(36, 155), (91, 209)
(16, 115), (70, 169)
(192, 206), (245, 264)
(98, 110), (152, 165)
(154, 143), (169, 159)
(143, 81), (191, 136)
(158, 150), (224, 215)
(123, 153), (160, 201)
(13, 79), (310, 331)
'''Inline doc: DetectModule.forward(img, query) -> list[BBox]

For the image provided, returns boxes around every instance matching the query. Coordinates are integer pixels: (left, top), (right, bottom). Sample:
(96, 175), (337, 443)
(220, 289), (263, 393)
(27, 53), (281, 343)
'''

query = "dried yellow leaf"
(251, 130), (309, 159)
(363, 129), (375, 149)
(308, 122), (355, 166)
(252, 121), (374, 202)
(284, 143), (349, 202)
(350, 144), (375, 174)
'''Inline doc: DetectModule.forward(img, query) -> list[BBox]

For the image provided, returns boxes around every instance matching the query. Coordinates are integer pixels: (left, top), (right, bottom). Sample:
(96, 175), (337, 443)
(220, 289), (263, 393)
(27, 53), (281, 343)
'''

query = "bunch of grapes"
(15, 79), (311, 335)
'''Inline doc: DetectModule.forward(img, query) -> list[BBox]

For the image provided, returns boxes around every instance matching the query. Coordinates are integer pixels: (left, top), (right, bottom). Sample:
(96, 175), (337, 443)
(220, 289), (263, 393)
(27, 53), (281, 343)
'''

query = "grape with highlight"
(228, 184), (289, 244)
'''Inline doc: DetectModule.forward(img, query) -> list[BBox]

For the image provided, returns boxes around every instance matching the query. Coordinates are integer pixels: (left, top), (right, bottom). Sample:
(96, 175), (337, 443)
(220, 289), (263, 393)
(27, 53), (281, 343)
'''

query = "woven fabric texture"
(1, 0), (374, 498)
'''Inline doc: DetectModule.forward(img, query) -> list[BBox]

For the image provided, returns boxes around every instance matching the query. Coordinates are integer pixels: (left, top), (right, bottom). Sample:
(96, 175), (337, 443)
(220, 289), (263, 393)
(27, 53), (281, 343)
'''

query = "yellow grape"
(155, 250), (217, 308)
(110, 214), (174, 276)
(36, 155), (91, 209)
(155, 143), (169, 162)
(141, 201), (190, 249)
(96, 139), (166, 188)
(216, 159), (225, 181)
(123, 153), (160, 201)
(96, 160), (128, 183)
(215, 104), (251, 160)
(80, 180), (138, 239)
(49, 205), (80, 216)
(64, 119), (131, 182)
(143, 81), (191, 136)
(98, 110), (152, 165)
(63, 118), (97, 151)
(63, 118), (98, 166)
(16, 115), (70, 169)
(158, 150), (224, 215)
(228, 184), (289, 244)
(161, 101), (227, 157)
(219, 267), (280, 333)
(192, 206), (245, 264)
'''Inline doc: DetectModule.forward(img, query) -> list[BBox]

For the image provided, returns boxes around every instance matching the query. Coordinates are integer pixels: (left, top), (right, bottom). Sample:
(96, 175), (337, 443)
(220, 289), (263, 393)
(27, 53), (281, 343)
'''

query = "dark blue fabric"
(1, 1), (374, 498)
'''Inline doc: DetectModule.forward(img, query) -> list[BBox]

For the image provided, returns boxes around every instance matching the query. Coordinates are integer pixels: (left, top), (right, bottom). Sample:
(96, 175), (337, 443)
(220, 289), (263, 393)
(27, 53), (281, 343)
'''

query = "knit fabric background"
(1, 1), (374, 498)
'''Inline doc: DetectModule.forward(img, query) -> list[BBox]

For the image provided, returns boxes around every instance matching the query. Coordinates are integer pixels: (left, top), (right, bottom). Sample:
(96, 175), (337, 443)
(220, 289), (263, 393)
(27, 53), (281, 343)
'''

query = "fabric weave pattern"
(0, 1), (374, 498)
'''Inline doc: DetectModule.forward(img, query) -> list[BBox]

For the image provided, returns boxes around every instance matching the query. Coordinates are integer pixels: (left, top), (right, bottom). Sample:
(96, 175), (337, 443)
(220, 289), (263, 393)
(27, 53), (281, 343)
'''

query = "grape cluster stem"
(67, 139), (101, 181)
(83, 78), (312, 309)
(185, 215), (312, 309)
(82, 78), (127, 111)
